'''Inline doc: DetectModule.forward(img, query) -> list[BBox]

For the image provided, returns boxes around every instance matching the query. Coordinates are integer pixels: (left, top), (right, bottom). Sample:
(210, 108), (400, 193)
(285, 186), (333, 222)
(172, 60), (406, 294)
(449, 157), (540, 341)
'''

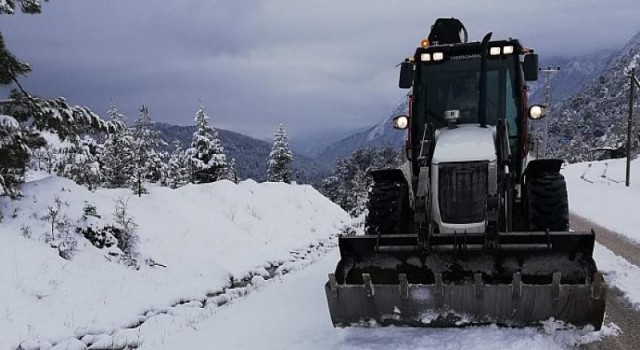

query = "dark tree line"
(319, 146), (401, 216)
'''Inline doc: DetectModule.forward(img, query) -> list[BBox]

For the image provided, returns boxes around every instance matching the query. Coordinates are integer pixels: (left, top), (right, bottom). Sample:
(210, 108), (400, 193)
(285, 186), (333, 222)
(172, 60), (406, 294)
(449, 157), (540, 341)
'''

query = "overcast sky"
(1, 0), (639, 140)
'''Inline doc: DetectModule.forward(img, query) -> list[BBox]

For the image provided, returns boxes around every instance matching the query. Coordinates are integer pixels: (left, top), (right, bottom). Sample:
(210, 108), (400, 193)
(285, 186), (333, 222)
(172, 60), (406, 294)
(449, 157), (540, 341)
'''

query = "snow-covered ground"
(563, 157), (640, 244)
(133, 249), (619, 350)
(0, 175), (351, 349)
(2, 157), (640, 349)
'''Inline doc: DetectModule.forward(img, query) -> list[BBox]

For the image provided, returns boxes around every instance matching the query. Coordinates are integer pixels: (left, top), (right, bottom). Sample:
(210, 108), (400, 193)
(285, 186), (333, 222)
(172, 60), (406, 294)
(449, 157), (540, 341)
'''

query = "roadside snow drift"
(0, 175), (351, 348)
(563, 157), (640, 243)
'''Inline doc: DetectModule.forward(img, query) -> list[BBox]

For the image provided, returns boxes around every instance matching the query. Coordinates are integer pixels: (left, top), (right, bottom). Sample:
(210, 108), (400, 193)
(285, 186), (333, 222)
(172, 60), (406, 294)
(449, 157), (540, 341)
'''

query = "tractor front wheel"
(365, 181), (410, 235)
(526, 173), (570, 231)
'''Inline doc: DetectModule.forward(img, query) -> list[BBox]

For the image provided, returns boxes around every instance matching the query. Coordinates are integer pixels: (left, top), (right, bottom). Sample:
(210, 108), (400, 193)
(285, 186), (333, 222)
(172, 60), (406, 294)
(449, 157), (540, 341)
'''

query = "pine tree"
(4, 84), (115, 142)
(267, 123), (293, 183)
(101, 103), (135, 188)
(29, 142), (56, 173)
(0, 0), (46, 15)
(186, 104), (227, 183)
(155, 151), (170, 187)
(1, 36), (114, 193)
(0, 114), (28, 196)
(0, 32), (38, 197)
(1, 3), (112, 198)
(55, 136), (102, 190)
(222, 157), (239, 183)
(167, 140), (189, 189)
(131, 105), (166, 195)
(319, 146), (400, 215)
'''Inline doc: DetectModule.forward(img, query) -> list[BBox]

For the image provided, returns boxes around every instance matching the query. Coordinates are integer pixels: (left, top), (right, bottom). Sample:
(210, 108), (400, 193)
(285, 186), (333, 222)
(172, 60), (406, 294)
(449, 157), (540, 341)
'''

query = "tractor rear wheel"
(365, 181), (410, 235)
(526, 173), (569, 231)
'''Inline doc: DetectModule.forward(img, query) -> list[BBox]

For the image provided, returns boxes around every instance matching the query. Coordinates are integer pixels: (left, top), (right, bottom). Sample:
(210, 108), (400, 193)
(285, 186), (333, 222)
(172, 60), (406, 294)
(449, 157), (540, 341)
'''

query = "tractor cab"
(397, 36), (541, 179)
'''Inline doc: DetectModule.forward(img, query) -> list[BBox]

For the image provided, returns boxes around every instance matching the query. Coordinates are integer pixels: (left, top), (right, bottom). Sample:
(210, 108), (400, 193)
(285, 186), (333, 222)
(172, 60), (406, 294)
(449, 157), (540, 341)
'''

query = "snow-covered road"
(136, 248), (616, 350)
(6, 158), (640, 349)
(572, 214), (640, 349)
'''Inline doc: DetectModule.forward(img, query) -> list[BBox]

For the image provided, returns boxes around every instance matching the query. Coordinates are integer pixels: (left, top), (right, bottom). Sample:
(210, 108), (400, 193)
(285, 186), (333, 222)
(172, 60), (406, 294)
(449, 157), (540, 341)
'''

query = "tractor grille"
(438, 161), (488, 224)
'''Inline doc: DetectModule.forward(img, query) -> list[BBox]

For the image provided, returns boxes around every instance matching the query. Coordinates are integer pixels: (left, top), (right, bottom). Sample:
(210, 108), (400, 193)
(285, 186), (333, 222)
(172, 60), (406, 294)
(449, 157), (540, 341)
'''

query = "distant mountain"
(536, 30), (640, 163)
(528, 51), (618, 104)
(288, 126), (369, 159)
(153, 123), (329, 184)
(315, 101), (408, 165)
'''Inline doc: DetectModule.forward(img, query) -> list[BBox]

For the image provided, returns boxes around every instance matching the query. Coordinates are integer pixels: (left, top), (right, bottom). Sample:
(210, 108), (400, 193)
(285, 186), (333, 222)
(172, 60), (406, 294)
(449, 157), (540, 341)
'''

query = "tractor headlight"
(432, 52), (444, 61)
(392, 115), (409, 129)
(528, 104), (547, 120)
(490, 45), (515, 56)
(420, 53), (431, 62)
(444, 110), (460, 123)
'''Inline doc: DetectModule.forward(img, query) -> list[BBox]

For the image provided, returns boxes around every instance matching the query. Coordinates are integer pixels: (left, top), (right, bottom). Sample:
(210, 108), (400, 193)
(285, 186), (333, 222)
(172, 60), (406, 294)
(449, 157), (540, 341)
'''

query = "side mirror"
(392, 115), (410, 129)
(528, 104), (547, 120)
(523, 54), (539, 81)
(399, 61), (414, 89)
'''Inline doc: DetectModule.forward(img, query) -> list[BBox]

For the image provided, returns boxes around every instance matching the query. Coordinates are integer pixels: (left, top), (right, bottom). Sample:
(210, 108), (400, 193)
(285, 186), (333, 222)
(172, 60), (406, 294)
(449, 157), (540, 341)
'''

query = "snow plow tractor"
(325, 18), (606, 329)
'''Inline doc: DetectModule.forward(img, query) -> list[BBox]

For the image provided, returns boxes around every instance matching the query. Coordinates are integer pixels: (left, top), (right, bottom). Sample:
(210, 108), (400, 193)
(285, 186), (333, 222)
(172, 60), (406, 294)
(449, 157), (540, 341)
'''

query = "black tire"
(364, 181), (410, 235)
(526, 173), (569, 231)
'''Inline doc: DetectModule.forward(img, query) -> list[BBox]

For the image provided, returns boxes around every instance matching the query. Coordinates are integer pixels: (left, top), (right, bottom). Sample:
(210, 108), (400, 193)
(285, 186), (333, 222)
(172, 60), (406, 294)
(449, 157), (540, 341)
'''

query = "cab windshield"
(415, 55), (520, 137)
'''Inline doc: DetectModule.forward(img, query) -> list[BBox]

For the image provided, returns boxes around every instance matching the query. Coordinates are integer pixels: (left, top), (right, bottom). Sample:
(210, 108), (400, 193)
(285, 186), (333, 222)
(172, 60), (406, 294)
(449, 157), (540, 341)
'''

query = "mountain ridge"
(538, 29), (640, 162)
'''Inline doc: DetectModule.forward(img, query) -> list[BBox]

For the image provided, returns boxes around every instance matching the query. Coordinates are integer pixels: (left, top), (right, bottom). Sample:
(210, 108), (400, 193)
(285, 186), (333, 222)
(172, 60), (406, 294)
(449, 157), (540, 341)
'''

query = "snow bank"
(0, 175), (351, 348)
(595, 244), (640, 308)
(562, 157), (640, 243)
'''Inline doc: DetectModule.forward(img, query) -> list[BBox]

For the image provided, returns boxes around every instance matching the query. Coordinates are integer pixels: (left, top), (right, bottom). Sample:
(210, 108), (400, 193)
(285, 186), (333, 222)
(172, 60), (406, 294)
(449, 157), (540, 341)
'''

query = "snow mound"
(0, 175), (351, 348)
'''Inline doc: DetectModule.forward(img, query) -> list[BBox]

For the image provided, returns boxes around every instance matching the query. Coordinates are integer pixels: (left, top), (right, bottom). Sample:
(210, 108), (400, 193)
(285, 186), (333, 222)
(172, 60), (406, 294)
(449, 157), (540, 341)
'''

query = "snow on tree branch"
(0, 0), (47, 15)
(186, 104), (227, 183)
(267, 122), (293, 183)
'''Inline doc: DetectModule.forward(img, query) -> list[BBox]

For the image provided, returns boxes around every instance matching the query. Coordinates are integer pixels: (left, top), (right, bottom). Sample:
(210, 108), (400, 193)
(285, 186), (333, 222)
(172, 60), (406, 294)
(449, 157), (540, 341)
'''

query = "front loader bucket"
(325, 232), (606, 329)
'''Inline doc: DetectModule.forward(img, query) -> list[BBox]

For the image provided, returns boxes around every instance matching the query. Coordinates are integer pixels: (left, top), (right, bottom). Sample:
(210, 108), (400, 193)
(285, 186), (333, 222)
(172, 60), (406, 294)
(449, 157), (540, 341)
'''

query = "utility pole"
(540, 66), (560, 158)
(626, 67), (640, 187)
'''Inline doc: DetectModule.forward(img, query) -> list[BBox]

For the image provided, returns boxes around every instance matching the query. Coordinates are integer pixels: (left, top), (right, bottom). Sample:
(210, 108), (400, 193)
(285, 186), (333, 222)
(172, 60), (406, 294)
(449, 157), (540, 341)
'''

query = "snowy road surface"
(135, 248), (615, 350)
(573, 214), (640, 349)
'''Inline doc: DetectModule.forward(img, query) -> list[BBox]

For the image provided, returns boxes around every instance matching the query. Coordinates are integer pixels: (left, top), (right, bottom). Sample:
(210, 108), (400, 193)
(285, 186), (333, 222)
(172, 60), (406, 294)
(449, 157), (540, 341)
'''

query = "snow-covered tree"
(147, 149), (168, 185)
(223, 157), (239, 183)
(267, 123), (293, 183)
(30, 141), (56, 173)
(131, 105), (166, 195)
(6, 91), (114, 141)
(55, 136), (102, 190)
(167, 140), (189, 189)
(0, 31), (35, 197)
(1, 2), (112, 199)
(1, 43), (111, 197)
(0, 114), (28, 197)
(101, 103), (134, 188)
(320, 146), (401, 215)
(186, 104), (227, 183)
(0, 0), (47, 15)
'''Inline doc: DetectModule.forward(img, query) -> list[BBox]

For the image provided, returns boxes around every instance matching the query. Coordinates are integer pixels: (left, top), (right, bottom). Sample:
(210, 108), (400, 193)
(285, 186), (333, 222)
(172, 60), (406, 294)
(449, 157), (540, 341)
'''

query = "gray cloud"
(1, 0), (639, 140)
